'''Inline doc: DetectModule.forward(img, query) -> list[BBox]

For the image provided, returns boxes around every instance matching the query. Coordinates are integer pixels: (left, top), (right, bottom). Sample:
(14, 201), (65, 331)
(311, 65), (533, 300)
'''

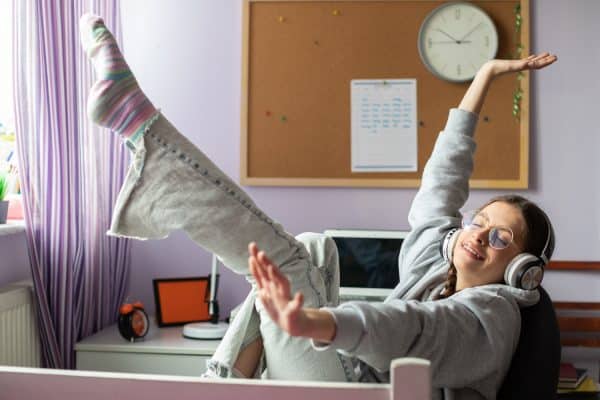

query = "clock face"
(418, 2), (499, 82)
(118, 307), (149, 341)
(131, 309), (149, 337)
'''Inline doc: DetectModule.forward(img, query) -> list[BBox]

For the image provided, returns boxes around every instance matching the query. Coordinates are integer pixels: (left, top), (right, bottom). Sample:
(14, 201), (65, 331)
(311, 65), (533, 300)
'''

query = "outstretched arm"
(459, 53), (557, 114)
(407, 53), (558, 229)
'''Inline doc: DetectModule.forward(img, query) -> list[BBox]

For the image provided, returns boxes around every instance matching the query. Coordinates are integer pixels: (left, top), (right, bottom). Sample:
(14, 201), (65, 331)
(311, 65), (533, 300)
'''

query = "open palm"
(248, 243), (308, 337)
(488, 52), (557, 76)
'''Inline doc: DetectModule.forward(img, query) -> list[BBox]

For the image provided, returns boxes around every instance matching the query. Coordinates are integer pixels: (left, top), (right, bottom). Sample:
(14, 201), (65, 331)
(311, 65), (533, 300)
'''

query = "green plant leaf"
(0, 173), (7, 201)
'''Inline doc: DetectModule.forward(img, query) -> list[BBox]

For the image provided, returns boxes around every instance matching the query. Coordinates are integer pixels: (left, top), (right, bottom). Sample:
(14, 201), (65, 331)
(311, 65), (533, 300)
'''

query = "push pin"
(280, 115), (287, 122)
(483, 116), (490, 122)
(332, 9), (341, 16)
(314, 40), (320, 46)
(278, 16), (285, 23)
(419, 121), (425, 127)
(265, 111), (272, 117)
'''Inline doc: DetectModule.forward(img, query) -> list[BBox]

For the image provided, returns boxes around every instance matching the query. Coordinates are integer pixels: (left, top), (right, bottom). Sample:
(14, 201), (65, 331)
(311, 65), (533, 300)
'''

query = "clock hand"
(431, 40), (473, 44)
(435, 28), (461, 43)
(459, 22), (483, 42)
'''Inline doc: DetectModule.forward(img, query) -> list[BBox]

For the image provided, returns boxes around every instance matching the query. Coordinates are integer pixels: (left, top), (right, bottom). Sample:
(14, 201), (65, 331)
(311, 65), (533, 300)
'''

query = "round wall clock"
(418, 2), (499, 82)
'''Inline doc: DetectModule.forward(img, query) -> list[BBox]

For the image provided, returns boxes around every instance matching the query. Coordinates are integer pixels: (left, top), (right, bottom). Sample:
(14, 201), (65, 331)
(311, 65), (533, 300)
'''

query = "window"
(0, 0), (15, 158)
(0, 0), (22, 221)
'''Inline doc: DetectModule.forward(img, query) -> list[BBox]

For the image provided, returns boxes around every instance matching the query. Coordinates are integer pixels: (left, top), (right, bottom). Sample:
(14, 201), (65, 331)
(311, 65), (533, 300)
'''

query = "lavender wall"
(0, 0), (597, 315)
(118, 0), (600, 316)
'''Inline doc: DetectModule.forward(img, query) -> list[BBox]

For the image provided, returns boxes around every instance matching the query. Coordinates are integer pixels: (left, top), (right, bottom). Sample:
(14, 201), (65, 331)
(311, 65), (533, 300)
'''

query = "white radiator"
(0, 281), (41, 367)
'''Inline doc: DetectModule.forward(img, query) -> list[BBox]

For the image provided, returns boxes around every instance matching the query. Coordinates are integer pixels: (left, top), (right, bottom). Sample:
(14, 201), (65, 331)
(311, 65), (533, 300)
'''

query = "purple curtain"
(13, 0), (131, 369)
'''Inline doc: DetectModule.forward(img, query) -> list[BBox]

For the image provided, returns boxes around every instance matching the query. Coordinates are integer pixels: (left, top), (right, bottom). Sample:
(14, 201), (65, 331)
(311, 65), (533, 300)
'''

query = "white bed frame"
(0, 358), (430, 400)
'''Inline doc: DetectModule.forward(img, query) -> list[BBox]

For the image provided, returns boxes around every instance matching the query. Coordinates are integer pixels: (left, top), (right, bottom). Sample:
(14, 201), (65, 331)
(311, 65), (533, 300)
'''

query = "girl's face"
(453, 201), (527, 290)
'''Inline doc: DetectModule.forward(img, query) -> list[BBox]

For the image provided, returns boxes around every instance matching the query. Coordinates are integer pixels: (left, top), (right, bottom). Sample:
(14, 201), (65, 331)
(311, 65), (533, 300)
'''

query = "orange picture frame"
(153, 277), (212, 327)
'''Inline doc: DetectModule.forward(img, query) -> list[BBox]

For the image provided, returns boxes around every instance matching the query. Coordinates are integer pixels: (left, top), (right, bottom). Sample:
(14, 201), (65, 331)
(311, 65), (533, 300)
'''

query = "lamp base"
(182, 322), (228, 340)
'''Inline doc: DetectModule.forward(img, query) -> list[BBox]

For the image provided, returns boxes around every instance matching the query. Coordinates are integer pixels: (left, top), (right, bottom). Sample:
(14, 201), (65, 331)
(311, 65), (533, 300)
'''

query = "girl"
(80, 13), (556, 399)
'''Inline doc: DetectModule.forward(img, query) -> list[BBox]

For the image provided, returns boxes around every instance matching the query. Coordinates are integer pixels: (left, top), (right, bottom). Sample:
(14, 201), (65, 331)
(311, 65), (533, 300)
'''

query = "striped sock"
(80, 13), (157, 145)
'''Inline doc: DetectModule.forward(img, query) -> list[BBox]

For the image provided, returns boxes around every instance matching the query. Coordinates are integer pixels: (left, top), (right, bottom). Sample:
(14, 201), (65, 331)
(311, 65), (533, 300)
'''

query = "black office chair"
(497, 286), (561, 400)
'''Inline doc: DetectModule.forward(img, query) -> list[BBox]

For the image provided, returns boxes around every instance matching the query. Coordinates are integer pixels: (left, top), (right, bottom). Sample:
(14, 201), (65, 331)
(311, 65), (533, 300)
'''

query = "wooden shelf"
(547, 261), (600, 271)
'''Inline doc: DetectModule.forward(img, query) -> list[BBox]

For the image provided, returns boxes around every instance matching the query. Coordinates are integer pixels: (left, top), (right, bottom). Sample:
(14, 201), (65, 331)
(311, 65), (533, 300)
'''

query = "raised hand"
(459, 52), (557, 114)
(485, 52), (558, 77)
(248, 243), (309, 337)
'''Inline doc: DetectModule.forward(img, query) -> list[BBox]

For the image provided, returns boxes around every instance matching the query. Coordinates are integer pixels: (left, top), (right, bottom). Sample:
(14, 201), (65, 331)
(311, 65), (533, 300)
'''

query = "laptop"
(323, 229), (408, 302)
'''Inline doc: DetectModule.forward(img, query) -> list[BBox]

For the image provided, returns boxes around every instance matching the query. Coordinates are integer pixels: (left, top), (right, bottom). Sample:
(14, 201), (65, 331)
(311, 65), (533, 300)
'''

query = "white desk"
(75, 320), (222, 376)
(74, 320), (600, 382)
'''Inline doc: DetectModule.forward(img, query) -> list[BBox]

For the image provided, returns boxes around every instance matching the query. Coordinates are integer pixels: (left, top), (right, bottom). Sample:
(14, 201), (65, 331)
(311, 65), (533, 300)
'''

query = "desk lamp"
(182, 255), (229, 339)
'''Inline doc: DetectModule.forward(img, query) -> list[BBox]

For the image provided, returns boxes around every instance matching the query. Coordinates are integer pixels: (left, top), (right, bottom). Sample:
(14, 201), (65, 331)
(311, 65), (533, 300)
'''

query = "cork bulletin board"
(241, 0), (530, 188)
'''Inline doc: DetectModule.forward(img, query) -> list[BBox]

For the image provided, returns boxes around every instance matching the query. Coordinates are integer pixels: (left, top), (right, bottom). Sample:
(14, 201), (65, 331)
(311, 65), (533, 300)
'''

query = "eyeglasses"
(461, 211), (514, 250)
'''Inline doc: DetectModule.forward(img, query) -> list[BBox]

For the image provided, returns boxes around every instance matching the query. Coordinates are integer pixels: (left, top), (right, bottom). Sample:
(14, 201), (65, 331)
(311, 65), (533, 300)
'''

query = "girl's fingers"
(532, 52), (550, 60)
(253, 256), (282, 301)
(266, 263), (291, 299)
(250, 245), (306, 328)
(263, 253), (290, 292)
(257, 250), (275, 269)
(255, 256), (270, 286)
(255, 249), (283, 289)
(258, 291), (279, 321)
(249, 257), (259, 284)
(543, 54), (558, 64)
(268, 279), (286, 307)
(248, 242), (259, 258)
(249, 256), (266, 289)
(527, 53), (557, 69)
(249, 244), (275, 291)
(532, 56), (556, 69)
(252, 248), (290, 296)
(257, 250), (284, 283)
(291, 292), (304, 311)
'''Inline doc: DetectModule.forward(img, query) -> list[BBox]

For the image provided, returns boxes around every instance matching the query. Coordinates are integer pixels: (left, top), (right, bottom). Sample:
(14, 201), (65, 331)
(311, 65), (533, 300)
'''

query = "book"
(560, 363), (578, 381)
(558, 376), (599, 394)
(559, 368), (588, 390)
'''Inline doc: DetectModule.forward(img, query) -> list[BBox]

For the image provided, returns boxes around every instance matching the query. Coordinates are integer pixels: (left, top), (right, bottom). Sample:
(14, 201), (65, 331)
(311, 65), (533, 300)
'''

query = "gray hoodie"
(314, 109), (539, 400)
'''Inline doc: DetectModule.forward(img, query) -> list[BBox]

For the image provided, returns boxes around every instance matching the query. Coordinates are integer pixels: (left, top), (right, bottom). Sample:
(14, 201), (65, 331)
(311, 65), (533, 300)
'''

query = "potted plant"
(0, 172), (8, 224)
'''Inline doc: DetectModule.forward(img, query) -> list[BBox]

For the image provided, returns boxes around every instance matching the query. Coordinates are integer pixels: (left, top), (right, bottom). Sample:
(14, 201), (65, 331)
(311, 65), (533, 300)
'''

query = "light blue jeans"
(109, 114), (355, 381)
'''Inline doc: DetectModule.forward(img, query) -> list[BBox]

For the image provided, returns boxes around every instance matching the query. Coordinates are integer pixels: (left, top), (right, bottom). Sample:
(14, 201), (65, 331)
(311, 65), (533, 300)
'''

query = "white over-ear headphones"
(503, 210), (554, 289)
(440, 228), (460, 265)
(440, 213), (554, 290)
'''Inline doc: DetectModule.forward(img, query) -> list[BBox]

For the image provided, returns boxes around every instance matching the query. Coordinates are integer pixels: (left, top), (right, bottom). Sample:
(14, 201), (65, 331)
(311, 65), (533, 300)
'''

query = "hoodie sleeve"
(313, 288), (520, 389)
(407, 109), (478, 229)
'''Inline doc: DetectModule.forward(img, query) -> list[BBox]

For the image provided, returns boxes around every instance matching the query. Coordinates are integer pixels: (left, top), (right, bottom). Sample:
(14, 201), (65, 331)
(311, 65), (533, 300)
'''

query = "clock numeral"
(485, 36), (489, 47)
(455, 8), (461, 20)
(428, 37), (432, 49)
(456, 64), (462, 76)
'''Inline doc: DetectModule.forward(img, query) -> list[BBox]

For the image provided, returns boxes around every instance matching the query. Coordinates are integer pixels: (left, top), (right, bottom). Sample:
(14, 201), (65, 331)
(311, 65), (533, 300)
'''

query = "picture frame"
(153, 277), (211, 327)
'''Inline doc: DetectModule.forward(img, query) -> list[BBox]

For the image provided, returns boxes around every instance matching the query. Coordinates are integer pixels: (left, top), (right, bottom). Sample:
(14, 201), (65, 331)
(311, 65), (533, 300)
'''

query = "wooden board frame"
(241, 0), (530, 188)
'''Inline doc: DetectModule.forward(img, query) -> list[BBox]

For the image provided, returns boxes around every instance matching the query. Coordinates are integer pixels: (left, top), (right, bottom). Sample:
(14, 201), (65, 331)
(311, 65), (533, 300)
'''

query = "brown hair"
(436, 195), (555, 299)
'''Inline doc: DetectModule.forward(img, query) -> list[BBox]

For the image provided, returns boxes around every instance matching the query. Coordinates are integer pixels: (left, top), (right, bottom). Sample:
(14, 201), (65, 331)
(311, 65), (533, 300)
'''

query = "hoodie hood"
(457, 283), (540, 308)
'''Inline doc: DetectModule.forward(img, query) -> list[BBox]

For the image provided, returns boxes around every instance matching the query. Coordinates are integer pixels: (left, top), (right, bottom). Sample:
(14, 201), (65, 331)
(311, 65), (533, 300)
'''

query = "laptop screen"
(324, 229), (408, 300)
